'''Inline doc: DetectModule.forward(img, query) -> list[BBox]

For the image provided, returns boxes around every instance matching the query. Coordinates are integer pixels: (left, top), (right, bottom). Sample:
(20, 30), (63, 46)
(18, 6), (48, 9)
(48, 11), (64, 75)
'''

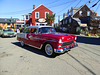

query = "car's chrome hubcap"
(21, 41), (24, 46)
(45, 44), (53, 55)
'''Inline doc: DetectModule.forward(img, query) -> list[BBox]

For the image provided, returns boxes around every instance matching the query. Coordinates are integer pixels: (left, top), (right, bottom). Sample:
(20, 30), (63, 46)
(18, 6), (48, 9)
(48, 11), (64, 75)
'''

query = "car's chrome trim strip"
(26, 44), (43, 49)
(33, 37), (57, 42)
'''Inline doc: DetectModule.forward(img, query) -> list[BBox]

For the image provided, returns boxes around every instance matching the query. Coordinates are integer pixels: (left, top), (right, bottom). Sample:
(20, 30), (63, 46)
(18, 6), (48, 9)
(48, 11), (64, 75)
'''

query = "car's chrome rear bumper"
(3, 35), (16, 37)
(54, 43), (78, 53)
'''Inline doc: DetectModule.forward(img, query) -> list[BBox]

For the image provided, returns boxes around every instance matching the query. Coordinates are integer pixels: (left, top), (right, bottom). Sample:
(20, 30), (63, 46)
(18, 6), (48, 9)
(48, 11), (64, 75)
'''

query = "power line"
(1, 0), (62, 15)
(0, 0), (75, 15)
(0, 0), (61, 14)
(90, 0), (100, 8)
(0, 9), (32, 14)
(56, 0), (77, 13)
(75, 0), (82, 7)
(86, 0), (97, 4)
(95, 2), (100, 11)
(86, 0), (91, 4)
(56, 0), (81, 15)
(46, 0), (61, 5)
(55, 0), (82, 17)
(48, 0), (76, 8)
(56, 3), (72, 13)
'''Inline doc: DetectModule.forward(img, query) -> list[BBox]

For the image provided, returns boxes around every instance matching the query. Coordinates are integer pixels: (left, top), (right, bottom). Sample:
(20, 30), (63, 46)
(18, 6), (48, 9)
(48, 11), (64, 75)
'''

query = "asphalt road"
(0, 36), (100, 75)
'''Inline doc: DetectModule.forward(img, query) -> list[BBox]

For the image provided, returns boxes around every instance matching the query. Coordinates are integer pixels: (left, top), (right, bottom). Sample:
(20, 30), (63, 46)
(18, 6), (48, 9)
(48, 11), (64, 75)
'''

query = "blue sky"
(0, 0), (100, 23)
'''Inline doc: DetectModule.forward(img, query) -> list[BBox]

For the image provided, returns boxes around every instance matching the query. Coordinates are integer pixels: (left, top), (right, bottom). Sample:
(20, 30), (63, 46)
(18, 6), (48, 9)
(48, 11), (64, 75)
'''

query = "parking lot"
(0, 36), (100, 75)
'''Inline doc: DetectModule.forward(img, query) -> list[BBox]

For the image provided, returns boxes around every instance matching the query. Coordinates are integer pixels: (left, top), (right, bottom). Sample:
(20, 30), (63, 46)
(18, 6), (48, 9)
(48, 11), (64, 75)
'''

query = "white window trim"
(45, 12), (49, 18)
(35, 12), (39, 19)
(79, 11), (82, 16)
(87, 11), (90, 16)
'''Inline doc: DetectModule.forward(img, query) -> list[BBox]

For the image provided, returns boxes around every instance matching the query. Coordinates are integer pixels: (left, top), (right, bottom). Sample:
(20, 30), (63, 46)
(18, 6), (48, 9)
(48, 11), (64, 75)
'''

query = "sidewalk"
(58, 31), (100, 38)
(77, 34), (100, 38)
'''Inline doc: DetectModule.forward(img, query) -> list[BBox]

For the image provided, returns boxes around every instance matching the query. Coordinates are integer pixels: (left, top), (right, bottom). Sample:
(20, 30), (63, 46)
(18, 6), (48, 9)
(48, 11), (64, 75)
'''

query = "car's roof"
(26, 26), (53, 29)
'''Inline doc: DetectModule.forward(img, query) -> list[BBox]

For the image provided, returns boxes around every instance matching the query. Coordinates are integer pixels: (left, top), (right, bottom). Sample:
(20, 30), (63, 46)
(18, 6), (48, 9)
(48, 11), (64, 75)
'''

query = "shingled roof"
(0, 18), (18, 23)
(71, 7), (80, 10)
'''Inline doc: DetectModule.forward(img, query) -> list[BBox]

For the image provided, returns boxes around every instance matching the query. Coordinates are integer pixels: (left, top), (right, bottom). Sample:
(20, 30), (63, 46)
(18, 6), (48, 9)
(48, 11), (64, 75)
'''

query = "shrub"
(0, 26), (2, 29)
(96, 34), (100, 36)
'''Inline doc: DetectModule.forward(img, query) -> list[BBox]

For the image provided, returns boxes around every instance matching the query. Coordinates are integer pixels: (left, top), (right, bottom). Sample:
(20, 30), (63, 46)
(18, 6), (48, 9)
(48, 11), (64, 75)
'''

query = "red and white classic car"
(17, 26), (78, 56)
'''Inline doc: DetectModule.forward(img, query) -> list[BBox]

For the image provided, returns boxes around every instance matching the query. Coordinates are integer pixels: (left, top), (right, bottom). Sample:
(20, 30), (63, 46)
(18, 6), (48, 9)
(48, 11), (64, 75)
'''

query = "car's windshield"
(39, 27), (56, 34)
(3, 29), (12, 32)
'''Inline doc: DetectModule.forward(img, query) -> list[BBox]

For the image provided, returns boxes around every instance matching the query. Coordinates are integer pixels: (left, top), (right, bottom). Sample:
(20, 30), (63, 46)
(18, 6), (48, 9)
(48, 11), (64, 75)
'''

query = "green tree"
(46, 14), (55, 26)
(0, 26), (2, 29)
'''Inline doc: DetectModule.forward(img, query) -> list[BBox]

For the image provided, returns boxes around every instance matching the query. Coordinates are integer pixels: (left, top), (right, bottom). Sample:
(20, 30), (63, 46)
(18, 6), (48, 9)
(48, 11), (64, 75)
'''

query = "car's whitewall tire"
(20, 41), (24, 47)
(45, 44), (55, 56)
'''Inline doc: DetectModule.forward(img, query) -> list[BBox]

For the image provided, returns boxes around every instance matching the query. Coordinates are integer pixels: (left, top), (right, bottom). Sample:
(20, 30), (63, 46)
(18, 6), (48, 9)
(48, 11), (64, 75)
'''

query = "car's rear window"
(39, 27), (56, 34)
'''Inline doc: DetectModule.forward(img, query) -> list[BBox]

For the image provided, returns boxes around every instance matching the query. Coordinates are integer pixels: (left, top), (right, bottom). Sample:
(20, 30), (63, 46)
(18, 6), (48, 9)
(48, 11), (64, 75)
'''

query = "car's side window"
(23, 28), (31, 33)
(23, 29), (26, 33)
(31, 28), (37, 34)
(26, 28), (31, 33)
(38, 28), (42, 34)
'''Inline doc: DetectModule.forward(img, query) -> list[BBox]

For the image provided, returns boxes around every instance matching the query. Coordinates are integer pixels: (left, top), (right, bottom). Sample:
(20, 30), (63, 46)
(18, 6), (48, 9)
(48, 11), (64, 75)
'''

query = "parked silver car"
(0, 29), (17, 37)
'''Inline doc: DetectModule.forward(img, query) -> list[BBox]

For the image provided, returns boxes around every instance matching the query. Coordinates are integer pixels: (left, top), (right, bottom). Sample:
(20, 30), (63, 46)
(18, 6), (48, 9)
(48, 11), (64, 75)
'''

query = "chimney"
(95, 13), (97, 16)
(63, 13), (67, 19)
(11, 17), (12, 22)
(33, 5), (35, 10)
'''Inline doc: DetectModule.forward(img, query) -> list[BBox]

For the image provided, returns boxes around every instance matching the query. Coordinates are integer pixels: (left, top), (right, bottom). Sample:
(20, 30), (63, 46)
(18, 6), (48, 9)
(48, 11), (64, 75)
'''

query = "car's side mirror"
(38, 32), (42, 34)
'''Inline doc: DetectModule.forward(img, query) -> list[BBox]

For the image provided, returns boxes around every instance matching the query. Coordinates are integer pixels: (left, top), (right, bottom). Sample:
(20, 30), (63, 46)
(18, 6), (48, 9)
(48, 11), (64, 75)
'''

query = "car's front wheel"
(45, 44), (55, 56)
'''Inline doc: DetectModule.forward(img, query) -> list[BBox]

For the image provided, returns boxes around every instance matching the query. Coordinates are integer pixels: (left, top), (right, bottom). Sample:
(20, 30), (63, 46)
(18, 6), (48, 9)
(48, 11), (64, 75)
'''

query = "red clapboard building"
(22, 4), (53, 26)
(32, 4), (53, 26)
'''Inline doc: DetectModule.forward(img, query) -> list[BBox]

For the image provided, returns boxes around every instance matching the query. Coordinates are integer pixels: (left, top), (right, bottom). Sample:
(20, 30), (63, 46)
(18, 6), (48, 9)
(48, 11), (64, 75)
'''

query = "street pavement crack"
(57, 56), (83, 75)
(78, 47), (100, 64)
(0, 52), (12, 58)
(67, 53), (96, 75)
(79, 46), (100, 57)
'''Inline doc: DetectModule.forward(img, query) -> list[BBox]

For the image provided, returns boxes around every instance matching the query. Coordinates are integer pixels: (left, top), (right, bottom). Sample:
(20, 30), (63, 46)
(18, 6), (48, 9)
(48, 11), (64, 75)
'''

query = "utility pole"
(58, 16), (60, 25)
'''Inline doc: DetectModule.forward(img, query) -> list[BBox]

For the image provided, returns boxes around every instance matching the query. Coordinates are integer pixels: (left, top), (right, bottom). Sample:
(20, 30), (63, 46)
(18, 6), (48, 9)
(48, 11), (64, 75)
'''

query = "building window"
(45, 12), (49, 18)
(65, 20), (67, 24)
(7, 23), (10, 25)
(24, 28), (31, 33)
(26, 15), (29, 20)
(87, 11), (90, 16)
(69, 18), (71, 23)
(31, 28), (37, 34)
(63, 20), (64, 24)
(35, 12), (39, 19)
(79, 11), (82, 16)
(31, 15), (32, 18)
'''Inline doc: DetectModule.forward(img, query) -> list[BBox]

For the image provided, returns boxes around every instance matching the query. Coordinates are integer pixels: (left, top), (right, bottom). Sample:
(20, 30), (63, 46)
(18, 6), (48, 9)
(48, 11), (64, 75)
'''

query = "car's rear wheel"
(1, 35), (4, 38)
(45, 44), (55, 56)
(14, 35), (16, 37)
(20, 41), (24, 47)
